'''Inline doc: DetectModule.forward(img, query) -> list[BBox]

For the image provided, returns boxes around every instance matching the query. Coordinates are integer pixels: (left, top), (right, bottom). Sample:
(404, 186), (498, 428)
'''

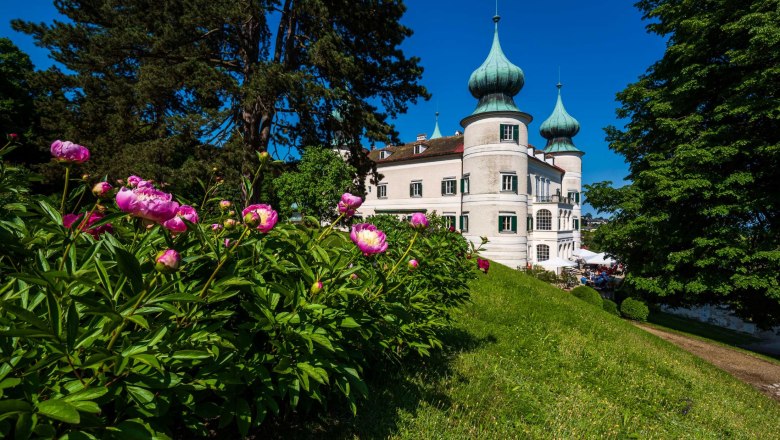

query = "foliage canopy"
(586, 0), (780, 326)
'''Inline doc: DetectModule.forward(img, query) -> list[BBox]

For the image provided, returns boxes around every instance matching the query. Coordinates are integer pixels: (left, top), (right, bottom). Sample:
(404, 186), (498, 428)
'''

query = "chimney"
(416, 133), (427, 141)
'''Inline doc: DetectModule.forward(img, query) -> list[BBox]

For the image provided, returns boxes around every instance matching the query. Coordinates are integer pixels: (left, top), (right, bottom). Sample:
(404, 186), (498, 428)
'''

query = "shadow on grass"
(258, 327), (496, 439)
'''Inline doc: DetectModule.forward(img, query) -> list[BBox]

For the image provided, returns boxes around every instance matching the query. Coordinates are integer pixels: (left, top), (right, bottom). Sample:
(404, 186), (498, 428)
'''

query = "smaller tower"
(430, 112), (443, 139)
(540, 83), (585, 249)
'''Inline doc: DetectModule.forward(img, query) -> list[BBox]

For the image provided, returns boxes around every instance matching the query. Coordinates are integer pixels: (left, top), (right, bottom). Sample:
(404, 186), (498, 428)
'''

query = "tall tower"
(540, 83), (584, 249)
(461, 14), (532, 268)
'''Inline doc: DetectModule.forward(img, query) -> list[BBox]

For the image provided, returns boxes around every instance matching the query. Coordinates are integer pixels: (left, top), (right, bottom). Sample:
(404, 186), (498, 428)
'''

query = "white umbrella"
(585, 252), (616, 265)
(537, 257), (578, 270)
(573, 248), (597, 259)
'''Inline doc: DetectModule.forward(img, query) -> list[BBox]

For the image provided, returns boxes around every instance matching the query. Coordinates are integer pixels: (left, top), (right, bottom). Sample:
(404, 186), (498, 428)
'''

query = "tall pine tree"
(13, 0), (427, 192)
(586, 0), (780, 326)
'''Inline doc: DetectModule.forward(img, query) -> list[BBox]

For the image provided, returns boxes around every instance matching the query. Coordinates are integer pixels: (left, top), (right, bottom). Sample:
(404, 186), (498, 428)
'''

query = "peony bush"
(0, 138), (480, 438)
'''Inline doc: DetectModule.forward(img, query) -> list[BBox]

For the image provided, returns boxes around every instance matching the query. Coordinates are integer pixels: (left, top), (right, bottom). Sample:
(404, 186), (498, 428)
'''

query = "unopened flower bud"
(224, 238), (231, 248)
(228, 210), (235, 216)
(155, 249), (181, 273)
(244, 211), (260, 228)
(224, 218), (238, 229)
(81, 174), (90, 181)
(258, 151), (271, 165)
(350, 273), (359, 280)
(408, 259), (419, 269)
(219, 200), (231, 210)
(310, 280), (323, 295)
(211, 223), (223, 231)
(91, 181), (112, 199)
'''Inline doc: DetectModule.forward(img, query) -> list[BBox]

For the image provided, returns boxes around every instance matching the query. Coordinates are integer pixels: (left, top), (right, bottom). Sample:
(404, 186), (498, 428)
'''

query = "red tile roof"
(369, 135), (464, 163)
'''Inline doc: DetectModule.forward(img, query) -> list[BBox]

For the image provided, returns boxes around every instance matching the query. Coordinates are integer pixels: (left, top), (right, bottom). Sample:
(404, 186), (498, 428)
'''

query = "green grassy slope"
(274, 262), (780, 439)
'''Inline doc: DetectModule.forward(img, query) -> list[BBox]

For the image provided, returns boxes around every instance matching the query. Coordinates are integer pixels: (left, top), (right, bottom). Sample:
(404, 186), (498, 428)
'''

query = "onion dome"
(540, 83), (582, 153)
(468, 15), (525, 115)
(430, 112), (443, 139)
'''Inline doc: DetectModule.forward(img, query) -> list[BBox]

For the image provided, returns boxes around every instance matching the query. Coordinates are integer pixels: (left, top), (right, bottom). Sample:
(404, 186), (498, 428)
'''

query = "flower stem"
(198, 226), (251, 299)
(58, 203), (98, 272)
(107, 274), (160, 350)
(386, 231), (419, 278)
(317, 212), (346, 241)
(60, 166), (71, 214)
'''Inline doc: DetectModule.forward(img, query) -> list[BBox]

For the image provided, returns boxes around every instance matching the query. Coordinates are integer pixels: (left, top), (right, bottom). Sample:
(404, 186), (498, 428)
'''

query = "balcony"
(535, 195), (574, 205)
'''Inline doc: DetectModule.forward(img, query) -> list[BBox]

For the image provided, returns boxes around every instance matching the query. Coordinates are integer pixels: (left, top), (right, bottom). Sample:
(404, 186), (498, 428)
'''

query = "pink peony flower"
(337, 193), (363, 217)
(51, 140), (90, 164)
(92, 181), (113, 199)
(310, 280), (323, 294)
(477, 258), (490, 274)
(350, 223), (388, 255)
(449, 226), (456, 233)
(219, 200), (232, 210)
(63, 212), (113, 238)
(242, 204), (278, 233)
(8, 133), (18, 141)
(116, 186), (180, 223)
(162, 205), (199, 233)
(155, 249), (181, 273)
(409, 212), (428, 229)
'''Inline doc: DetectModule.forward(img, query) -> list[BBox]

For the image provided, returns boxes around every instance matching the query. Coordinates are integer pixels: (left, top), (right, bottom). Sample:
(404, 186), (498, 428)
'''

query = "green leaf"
(36, 399), (80, 424)
(66, 302), (79, 350)
(340, 317), (360, 328)
(0, 400), (32, 417)
(37, 200), (62, 226)
(171, 350), (211, 360)
(235, 398), (251, 437)
(15, 411), (33, 440)
(45, 291), (62, 338)
(69, 400), (100, 414)
(114, 247), (143, 294)
(63, 387), (108, 402)
(126, 385), (154, 404)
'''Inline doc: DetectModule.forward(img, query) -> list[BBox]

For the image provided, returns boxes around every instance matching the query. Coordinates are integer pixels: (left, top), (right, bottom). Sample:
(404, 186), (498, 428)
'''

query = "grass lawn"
(267, 262), (780, 439)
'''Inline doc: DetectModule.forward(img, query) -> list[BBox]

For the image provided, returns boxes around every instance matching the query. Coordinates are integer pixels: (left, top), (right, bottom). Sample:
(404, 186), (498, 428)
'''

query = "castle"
(355, 14), (585, 269)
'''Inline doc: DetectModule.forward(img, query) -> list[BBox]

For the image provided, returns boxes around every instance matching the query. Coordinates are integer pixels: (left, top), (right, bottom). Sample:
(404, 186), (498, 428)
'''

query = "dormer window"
(379, 150), (392, 159)
(414, 144), (427, 155)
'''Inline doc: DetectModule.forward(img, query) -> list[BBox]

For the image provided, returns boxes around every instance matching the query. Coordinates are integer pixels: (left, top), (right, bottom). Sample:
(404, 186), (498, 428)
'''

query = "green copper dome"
(540, 83), (582, 153)
(468, 16), (525, 115)
(430, 112), (443, 139)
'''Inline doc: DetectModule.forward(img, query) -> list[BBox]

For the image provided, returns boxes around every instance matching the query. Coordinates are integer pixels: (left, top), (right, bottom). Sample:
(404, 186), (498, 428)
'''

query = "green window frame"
(461, 175), (470, 194)
(441, 178), (457, 196)
(409, 181), (422, 197)
(501, 173), (518, 193)
(498, 215), (517, 233)
(460, 214), (469, 233)
(573, 218), (579, 230)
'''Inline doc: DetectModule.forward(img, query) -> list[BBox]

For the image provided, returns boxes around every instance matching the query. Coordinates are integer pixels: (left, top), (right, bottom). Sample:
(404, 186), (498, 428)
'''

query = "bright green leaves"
(36, 399), (81, 424)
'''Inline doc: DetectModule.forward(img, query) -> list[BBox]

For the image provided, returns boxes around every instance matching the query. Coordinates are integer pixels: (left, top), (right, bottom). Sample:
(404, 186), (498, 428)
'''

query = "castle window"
(501, 173), (518, 193)
(410, 181), (422, 198)
(414, 144), (427, 154)
(537, 209), (552, 231)
(500, 124), (519, 143)
(537, 244), (550, 262)
(461, 174), (470, 194)
(443, 214), (456, 229)
(460, 214), (469, 232)
(498, 213), (517, 233)
(441, 178), (457, 195)
(573, 217), (579, 230)
(527, 215), (533, 232)
(377, 184), (387, 199)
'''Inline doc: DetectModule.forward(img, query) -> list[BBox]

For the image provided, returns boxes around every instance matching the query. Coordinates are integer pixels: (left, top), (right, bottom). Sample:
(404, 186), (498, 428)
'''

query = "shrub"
(621, 298), (650, 321)
(0, 140), (480, 438)
(602, 299), (620, 316)
(571, 285), (603, 307)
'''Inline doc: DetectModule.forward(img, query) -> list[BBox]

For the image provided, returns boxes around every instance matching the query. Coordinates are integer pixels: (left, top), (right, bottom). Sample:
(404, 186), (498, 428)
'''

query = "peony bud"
(155, 249), (181, 273)
(350, 273), (359, 280)
(223, 238), (231, 248)
(310, 280), (323, 295)
(409, 212), (428, 229)
(228, 210), (235, 216)
(219, 200), (231, 210)
(449, 226), (456, 233)
(408, 259), (419, 269)
(224, 218), (238, 229)
(92, 181), (113, 199)
(258, 151), (271, 165)
(211, 223), (223, 231)
(7, 133), (18, 141)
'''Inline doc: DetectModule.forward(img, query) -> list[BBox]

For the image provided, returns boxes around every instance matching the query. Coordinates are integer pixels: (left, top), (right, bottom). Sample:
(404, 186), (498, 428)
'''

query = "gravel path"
(634, 323), (780, 403)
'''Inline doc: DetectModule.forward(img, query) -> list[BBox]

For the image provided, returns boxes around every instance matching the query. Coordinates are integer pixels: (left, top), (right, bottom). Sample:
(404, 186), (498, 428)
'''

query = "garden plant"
(0, 136), (480, 438)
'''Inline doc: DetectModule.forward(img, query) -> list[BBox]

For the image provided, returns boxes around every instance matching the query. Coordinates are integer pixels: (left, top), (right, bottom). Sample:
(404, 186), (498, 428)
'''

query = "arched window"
(537, 209), (552, 230)
(537, 244), (550, 262)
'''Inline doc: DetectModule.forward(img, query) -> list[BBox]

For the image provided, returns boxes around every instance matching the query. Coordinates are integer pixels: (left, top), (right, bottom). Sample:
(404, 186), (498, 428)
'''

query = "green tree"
(0, 39), (36, 152)
(274, 147), (356, 221)
(13, 0), (427, 192)
(586, 0), (780, 327)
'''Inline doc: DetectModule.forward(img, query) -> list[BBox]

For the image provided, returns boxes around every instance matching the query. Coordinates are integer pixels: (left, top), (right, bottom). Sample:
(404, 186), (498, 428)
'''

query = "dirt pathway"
(634, 323), (780, 403)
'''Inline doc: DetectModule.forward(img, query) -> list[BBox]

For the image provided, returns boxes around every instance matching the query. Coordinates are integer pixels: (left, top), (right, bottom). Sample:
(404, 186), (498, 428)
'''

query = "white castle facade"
(355, 15), (586, 269)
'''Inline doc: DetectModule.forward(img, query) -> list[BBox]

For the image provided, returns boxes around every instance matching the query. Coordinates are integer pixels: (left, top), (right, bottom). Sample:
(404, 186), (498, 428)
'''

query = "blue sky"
(0, 1), (667, 215)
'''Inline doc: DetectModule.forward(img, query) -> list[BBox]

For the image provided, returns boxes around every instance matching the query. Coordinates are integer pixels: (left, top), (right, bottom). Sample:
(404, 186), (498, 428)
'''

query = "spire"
(467, 14), (525, 115)
(540, 83), (582, 153)
(430, 111), (443, 139)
